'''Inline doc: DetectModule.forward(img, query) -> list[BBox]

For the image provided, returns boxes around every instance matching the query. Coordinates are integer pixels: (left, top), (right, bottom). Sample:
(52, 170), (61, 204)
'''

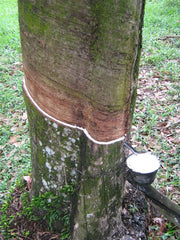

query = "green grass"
(132, 0), (180, 195)
(131, 1), (180, 237)
(141, 0), (180, 81)
(0, 0), (179, 238)
(0, 185), (73, 239)
(133, 0), (180, 180)
(0, 0), (31, 200)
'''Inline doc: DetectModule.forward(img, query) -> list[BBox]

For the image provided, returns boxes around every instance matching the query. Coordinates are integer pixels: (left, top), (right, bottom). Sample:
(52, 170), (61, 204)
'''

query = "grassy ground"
(0, 0), (31, 201)
(131, 1), (180, 237)
(0, 0), (179, 239)
(133, 0), (180, 186)
(132, 0), (180, 194)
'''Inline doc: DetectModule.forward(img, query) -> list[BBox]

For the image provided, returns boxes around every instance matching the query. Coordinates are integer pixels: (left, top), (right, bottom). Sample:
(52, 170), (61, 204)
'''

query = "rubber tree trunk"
(24, 96), (126, 238)
(18, 0), (145, 239)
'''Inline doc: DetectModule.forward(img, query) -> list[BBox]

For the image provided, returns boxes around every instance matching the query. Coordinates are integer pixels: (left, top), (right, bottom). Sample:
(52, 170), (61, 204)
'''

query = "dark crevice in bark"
(70, 133), (88, 237)
(80, 134), (89, 236)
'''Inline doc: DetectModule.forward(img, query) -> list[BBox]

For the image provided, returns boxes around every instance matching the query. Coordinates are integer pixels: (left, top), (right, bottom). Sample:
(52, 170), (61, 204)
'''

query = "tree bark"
(19, 0), (145, 239)
(25, 94), (126, 238)
(18, 0), (145, 143)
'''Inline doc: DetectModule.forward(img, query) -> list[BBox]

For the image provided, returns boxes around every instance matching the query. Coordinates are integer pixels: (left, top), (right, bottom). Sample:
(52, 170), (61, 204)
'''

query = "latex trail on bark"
(23, 77), (125, 145)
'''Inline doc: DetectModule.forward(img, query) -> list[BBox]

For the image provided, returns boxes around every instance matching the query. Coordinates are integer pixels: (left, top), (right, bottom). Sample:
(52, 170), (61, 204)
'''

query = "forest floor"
(0, 180), (179, 239)
(0, 183), (149, 240)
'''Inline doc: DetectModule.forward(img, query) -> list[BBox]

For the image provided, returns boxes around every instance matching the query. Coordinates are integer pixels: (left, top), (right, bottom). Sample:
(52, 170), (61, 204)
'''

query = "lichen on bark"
(24, 93), (126, 238)
(24, 94), (81, 196)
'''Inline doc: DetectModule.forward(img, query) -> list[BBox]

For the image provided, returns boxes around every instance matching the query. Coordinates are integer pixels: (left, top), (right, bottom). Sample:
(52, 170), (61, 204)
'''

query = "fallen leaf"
(9, 136), (18, 144)
(23, 176), (32, 190)
(7, 148), (16, 158)
(13, 141), (22, 147)
(153, 217), (166, 235)
(21, 149), (28, 154)
(11, 125), (18, 133)
(22, 112), (27, 120)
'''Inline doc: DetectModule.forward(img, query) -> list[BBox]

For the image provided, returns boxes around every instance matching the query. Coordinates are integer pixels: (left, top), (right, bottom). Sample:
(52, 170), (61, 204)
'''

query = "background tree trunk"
(19, 0), (145, 239)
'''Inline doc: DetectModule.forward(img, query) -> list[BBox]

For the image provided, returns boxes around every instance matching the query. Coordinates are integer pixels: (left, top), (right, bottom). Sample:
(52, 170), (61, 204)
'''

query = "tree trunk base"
(24, 94), (127, 239)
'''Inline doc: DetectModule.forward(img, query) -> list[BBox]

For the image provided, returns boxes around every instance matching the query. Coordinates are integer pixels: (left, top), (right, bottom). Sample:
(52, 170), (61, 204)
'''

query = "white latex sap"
(127, 152), (160, 174)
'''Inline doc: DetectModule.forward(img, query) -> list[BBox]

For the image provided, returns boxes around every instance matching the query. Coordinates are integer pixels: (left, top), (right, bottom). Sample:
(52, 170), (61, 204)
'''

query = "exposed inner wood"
(23, 64), (129, 143)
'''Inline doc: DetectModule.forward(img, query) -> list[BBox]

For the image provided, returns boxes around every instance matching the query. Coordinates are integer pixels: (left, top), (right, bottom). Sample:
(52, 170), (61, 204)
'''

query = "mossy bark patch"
(24, 94), (126, 239)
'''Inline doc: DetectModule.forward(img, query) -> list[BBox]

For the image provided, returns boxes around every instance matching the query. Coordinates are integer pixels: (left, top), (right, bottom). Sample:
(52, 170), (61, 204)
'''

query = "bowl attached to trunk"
(126, 152), (160, 185)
